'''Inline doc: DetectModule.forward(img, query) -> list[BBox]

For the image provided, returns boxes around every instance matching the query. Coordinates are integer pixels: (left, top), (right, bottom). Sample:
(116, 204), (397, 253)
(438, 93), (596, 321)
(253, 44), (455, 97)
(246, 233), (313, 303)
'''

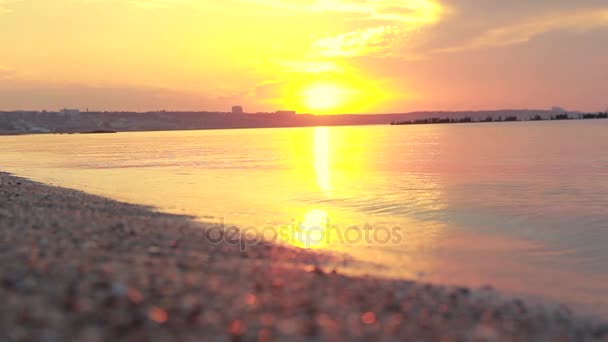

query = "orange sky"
(1, 0), (607, 113)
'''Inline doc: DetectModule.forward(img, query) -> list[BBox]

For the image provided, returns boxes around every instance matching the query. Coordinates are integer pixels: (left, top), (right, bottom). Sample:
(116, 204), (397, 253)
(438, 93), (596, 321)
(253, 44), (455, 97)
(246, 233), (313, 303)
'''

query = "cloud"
(301, 1), (442, 58)
(433, 7), (608, 53)
(313, 25), (407, 58)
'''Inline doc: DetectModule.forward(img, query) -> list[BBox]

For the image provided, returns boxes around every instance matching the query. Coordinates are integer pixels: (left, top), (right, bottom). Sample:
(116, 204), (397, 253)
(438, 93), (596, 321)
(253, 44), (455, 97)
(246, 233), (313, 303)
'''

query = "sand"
(0, 172), (606, 341)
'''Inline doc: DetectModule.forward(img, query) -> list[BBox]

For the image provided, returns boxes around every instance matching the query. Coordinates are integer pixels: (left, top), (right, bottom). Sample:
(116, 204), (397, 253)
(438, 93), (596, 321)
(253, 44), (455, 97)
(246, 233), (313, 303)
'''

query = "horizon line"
(1, 107), (603, 116)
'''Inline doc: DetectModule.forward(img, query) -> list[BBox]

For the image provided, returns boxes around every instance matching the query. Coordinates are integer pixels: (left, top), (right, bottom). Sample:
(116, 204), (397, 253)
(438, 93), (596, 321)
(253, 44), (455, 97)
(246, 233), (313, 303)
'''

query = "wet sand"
(0, 172), (606, 341)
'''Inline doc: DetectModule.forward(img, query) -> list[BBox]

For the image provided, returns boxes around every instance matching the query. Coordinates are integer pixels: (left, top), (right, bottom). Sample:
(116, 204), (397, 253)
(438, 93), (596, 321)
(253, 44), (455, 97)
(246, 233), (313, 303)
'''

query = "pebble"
(149, 307), (168, 324)
(361, 312), (376, 325)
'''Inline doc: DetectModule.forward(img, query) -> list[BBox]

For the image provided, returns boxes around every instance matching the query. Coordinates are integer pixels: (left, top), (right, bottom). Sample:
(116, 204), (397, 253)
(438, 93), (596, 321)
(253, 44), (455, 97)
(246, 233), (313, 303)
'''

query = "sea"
(2, 120), (607, 316)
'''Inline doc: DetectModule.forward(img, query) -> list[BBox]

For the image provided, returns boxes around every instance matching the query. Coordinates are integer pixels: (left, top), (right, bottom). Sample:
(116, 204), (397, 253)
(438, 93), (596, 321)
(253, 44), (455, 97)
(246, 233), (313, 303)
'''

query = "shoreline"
(0, 172), (606, 340)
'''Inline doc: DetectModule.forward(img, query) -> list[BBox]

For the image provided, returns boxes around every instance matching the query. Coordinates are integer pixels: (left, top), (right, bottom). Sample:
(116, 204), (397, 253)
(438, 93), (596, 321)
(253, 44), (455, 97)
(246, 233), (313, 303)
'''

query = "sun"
(302, 83), (348, 113)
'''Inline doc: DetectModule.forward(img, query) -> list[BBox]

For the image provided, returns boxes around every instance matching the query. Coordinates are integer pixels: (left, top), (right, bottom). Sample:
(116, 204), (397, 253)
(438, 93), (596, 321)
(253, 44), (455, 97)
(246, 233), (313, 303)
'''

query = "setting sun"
(302, 84), (349, 113)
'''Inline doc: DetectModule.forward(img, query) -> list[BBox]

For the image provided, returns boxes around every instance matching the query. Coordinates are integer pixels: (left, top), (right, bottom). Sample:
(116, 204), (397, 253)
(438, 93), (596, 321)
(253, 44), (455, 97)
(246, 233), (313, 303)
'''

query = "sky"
(1, 0), (607, 113)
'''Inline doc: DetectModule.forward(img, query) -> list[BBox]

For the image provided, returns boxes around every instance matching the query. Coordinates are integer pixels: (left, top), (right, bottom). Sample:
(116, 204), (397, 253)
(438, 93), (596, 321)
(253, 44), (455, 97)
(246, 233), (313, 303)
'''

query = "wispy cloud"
(436, 8), (608, 53)
(302, 1), (442, 58)
(313, 25), (406, 58)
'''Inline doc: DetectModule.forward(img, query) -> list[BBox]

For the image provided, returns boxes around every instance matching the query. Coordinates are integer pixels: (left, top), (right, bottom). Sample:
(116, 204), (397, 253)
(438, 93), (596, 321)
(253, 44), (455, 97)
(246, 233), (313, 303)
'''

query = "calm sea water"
(1, 120), (607, 316)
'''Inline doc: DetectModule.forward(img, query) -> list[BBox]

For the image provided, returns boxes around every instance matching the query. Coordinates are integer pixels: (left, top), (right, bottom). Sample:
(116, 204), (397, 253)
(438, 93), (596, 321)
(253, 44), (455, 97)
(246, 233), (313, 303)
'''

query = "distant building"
(232, 106), (244, 114)
(275, 110), (296, 115)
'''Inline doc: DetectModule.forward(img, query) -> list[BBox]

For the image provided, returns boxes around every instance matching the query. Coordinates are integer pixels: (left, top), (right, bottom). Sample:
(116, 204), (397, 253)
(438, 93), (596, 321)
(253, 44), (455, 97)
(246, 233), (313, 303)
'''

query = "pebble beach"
(0, 172), (606, 341)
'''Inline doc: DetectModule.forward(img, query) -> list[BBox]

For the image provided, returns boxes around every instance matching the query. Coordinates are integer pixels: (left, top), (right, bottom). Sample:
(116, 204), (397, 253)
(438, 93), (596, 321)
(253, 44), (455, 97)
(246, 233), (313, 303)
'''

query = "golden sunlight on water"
(313, 127), (332, 192)
(291, 209), (329, 249)
(279, 126), (448, 279)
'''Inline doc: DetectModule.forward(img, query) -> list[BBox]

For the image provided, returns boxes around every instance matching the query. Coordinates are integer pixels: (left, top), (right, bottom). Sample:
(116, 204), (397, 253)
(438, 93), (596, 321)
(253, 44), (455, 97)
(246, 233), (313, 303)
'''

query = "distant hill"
(0, 109), (589, 134)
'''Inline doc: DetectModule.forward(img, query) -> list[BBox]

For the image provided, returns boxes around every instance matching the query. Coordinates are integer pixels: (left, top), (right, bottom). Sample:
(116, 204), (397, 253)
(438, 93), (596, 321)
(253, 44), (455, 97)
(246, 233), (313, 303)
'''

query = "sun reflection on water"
(313, 127), (332, 192)
(292, 209), (329, 249)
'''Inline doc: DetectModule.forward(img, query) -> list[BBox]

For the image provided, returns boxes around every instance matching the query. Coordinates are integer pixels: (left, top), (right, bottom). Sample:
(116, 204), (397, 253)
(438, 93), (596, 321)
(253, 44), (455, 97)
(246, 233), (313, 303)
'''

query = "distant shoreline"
(0, 171), (607, 340)
(391, 113), (608, 126)
(2, 109), (607, 136)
